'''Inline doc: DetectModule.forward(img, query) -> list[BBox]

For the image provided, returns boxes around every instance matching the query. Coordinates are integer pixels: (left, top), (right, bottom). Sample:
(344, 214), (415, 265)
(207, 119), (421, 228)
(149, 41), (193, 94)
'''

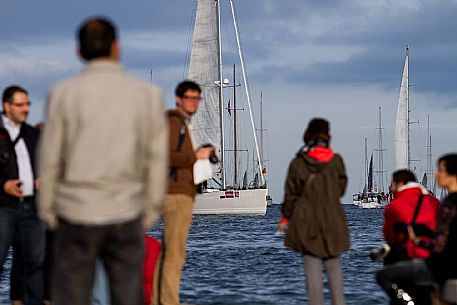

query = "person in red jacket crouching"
(383, 170), (440, 264)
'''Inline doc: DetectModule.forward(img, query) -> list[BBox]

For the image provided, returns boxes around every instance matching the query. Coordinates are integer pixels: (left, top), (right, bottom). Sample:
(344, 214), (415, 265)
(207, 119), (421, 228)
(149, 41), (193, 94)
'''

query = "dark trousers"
(0, 201), (45, 305)
(53, 217), (144, 305)
(10, 230), (55, 301)
(376, 259), (435, 305)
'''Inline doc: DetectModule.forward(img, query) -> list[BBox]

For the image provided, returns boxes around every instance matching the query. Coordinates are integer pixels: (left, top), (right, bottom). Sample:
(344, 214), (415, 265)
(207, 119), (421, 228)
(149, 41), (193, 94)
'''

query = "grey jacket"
(38, 60), (168, 229)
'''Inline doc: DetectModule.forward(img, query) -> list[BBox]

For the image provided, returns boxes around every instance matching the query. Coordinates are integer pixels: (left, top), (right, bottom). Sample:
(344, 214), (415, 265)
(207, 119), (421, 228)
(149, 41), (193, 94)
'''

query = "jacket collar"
(397, 182), (429, 195)
(82, 60), (124, 75)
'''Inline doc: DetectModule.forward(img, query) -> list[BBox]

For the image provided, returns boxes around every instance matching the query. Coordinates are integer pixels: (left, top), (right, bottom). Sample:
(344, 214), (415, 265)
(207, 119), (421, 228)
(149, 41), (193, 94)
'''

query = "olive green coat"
(281, 152), (350, 258)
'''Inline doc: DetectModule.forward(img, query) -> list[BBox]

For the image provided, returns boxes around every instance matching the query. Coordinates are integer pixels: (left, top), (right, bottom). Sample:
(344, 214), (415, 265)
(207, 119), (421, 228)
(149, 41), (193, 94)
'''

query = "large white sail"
(394, 48), (409, 170)
(188, 0), (221, 155)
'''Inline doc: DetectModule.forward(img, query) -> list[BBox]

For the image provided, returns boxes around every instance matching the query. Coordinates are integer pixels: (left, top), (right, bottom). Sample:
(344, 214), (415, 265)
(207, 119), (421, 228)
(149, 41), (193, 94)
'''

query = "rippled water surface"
(0, 205), (388, 305)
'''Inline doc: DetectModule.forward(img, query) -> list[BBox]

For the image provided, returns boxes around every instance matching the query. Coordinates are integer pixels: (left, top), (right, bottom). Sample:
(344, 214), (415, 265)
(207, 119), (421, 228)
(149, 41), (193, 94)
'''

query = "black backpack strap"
(168, 112), (188, 181)
(411, 193), (425, 225)
(177, 123), (186, 151)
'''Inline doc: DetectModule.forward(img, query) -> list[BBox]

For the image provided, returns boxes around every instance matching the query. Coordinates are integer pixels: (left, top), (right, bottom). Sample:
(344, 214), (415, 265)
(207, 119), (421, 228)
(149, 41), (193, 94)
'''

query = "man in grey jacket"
(38, 17), (167, 305)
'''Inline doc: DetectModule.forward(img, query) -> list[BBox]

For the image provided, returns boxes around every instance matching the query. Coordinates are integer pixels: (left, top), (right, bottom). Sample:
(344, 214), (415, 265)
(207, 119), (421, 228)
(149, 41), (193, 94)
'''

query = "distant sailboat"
(189, 0), (268, 215)
(395, 47), (411, 171)
(353, 142), (387, 208)
(424, 115), (437, 195)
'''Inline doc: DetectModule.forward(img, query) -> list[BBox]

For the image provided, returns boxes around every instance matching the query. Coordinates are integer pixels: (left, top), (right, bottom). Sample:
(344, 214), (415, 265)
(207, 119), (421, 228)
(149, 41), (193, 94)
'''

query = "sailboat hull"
(193, 188), (268, 215)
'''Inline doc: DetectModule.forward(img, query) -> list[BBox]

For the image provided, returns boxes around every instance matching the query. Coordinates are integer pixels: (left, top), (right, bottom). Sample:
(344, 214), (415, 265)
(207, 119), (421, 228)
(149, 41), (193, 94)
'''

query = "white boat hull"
(193, 188), (268, 215)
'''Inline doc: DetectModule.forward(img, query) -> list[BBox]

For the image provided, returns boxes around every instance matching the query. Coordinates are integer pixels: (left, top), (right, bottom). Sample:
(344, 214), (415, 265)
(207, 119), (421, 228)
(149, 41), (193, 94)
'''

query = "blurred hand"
(4, 179), (23, 198)
(277, 221), (287, 232)
(195, 147), (214, 160)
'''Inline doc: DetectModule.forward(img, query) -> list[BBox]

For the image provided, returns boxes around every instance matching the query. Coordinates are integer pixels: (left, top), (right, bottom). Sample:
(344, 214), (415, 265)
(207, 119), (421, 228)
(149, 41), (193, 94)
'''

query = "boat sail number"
(220, 191), (240, 199)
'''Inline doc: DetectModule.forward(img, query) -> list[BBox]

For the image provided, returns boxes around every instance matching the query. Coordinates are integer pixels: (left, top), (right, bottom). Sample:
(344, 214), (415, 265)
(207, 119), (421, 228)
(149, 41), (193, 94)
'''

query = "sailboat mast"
(426, 115), (435, 192)
(260, 92), (264, 170)
(233, 64), (238, 187)
(406, 47), (411, 170)
(365, 138), (368, 190)
(376, 107), (385, 192)
(229, 0), (265, 186)
(216, 0), (227, 189)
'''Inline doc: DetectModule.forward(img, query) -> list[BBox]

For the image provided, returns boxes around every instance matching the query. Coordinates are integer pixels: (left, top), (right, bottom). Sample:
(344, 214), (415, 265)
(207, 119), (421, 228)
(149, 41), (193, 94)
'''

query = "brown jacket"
(281, 150), (350, 258)
(167, 110), (197, 198)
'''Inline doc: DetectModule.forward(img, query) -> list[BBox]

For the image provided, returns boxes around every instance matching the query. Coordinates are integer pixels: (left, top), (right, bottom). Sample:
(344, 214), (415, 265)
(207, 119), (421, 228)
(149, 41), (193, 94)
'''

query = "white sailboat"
(394, 47), (411, 171)
(188, 0), (268, 215)
(352, 109), (389, 209)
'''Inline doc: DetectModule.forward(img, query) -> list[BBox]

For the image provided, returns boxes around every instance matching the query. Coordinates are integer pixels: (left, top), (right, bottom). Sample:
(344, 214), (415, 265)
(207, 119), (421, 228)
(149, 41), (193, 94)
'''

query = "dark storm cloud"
(2, 0), (457, 96)
(0, 0), (195, 43)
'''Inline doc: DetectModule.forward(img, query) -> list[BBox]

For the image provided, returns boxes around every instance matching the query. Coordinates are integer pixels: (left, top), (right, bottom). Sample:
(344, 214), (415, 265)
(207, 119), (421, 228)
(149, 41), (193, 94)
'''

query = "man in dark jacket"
(153, 80), (213, 305)
(0, 85), (44, 305)
(383, 170), (439, 264)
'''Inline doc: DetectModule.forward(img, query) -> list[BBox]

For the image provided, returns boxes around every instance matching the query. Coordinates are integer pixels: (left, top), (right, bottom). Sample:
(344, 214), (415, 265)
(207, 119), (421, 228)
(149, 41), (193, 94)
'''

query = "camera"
(369, 244), (391, 261)
(201, 144), (219, 164)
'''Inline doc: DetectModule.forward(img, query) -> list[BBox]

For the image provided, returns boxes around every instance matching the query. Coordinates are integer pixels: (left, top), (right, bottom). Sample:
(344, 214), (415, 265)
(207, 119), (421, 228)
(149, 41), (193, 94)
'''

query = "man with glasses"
(0, 85), (44, 305)
(153, 81), (213, 305)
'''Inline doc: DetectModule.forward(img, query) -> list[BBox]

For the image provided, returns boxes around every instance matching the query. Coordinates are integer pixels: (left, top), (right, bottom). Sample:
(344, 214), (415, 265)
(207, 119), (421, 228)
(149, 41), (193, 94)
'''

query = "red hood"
(307, 146), (334, 162)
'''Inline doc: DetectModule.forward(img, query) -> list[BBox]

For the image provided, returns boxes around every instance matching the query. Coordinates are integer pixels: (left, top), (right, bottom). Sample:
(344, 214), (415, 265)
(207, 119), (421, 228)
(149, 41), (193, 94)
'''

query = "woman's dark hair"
(438, 154), (457, 176)
(175, 80), (201, 98)
(303, 118), (330, 145)
(392, 169), (417, 184)
(78, 17), (117, 61)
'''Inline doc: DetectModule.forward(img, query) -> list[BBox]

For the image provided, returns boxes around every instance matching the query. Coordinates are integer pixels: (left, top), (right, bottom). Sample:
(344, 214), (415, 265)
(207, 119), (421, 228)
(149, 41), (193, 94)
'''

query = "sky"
(1, 0), (456, 203)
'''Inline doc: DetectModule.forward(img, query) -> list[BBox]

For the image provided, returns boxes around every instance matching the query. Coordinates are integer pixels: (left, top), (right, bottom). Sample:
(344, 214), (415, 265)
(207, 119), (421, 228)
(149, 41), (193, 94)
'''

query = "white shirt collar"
(2, 114), (21, 129)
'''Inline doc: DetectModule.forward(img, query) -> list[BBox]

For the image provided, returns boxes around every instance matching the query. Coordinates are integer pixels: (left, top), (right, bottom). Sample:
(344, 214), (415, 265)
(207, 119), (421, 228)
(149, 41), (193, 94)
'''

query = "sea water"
(0, 205), (388, 305)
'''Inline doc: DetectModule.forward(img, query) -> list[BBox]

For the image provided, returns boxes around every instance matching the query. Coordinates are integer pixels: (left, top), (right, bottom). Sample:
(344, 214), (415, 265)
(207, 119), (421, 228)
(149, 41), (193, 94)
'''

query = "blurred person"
(376, 154), (457, 305)
(382, 170), (439, 265)
(152, 80), (213, 305)
(278, 118), (350, 305)
(38, 17), (167, 305)
(0, 85), (43, 305)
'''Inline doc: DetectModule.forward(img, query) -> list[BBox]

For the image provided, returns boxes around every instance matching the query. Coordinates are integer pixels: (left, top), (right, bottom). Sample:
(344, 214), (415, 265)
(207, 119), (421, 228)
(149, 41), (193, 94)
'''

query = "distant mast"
(375, 107), (386, 192)
(394, 47), (410, 170)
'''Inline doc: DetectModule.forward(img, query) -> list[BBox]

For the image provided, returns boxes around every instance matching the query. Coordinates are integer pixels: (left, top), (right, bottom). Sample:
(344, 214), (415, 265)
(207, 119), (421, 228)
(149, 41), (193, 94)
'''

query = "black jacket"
(0, 118), (40, 207)
(427, 192), (457, 284)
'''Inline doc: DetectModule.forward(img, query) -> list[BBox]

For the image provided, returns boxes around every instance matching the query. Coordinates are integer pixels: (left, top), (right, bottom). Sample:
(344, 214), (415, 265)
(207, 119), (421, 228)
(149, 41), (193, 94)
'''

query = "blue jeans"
(0, 200), (45, 305)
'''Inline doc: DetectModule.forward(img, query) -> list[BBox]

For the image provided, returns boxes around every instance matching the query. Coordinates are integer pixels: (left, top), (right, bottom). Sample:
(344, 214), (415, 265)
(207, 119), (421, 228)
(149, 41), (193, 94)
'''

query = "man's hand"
(195, 147), (214, 160)
(4, 179), (23, 198)
(277, 221), (287, 232)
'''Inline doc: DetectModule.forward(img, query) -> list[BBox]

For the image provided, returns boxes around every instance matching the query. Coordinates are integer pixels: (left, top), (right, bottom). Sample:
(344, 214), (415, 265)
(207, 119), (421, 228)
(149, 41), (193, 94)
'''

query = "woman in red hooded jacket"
(278, 118), (350, 305)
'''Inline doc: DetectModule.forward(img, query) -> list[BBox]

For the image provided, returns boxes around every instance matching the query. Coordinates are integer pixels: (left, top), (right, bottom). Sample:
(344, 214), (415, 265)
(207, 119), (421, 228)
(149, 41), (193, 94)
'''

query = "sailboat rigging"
(188, 0), (268, 215)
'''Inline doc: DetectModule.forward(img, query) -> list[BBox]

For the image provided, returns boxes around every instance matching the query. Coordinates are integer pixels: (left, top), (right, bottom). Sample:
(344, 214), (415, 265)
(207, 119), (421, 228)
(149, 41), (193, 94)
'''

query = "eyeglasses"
(9, 101), (32, 107)
(182, 95), (201, 101)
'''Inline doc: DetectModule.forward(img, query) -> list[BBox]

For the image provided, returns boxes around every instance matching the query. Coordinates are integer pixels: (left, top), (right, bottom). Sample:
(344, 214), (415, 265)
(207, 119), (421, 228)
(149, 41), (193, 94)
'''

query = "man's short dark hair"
(2, 85), (28, 104)
(175, 80), (201, 98)
(392, 169), (417, 184)
(438, 154), (457, 176)
(78, 17), (117, 61)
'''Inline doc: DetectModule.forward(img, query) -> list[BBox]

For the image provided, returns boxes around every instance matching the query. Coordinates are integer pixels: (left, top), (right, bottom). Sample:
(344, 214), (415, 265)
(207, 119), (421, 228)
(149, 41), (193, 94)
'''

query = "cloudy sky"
(1, 0), (456, 203)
